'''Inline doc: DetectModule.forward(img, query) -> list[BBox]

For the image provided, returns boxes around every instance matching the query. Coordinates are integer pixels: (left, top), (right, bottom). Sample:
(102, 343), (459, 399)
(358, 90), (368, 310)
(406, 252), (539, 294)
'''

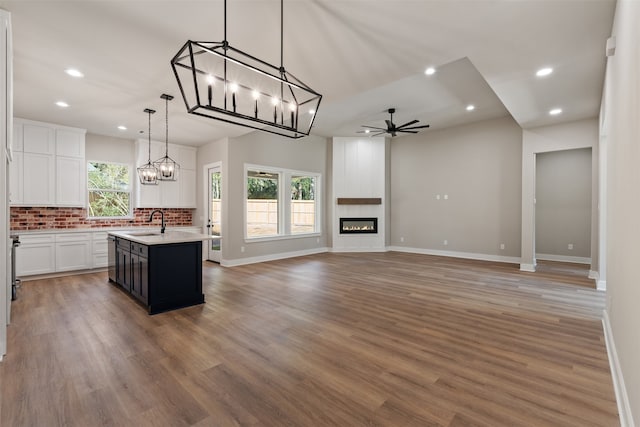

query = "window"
(246, 165), (321, 240)
(291, 175), (316, 234)
(246, 169), (279, 238)
(87, 162), (131, 218)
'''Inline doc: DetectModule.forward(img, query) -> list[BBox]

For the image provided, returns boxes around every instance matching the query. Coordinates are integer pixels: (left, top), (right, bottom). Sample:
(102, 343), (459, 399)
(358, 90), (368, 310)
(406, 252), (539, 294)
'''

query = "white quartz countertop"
(108, 230), (217, 246)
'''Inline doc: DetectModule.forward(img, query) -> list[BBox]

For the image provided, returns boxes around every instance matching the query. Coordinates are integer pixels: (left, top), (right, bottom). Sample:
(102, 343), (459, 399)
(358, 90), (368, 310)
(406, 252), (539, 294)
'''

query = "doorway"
(206, 164), (221, 263)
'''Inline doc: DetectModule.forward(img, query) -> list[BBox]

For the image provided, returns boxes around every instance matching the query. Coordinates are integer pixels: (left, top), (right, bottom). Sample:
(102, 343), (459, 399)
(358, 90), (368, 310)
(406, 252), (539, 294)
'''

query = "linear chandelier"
(171, 0), (322, 139)
(137, 108), (159, 185)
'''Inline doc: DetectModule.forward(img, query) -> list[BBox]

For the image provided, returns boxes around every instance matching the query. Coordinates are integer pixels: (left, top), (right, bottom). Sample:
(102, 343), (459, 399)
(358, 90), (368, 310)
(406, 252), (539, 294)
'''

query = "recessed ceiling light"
(65, 68), (84, 78)
(536, 67), (553, 77)
(549, 108), (563, 115)
(466, 104), (475, 111)
(55, 101), (69, 108)
(117, 125), (127, 131)
(425, 67), (436, 76)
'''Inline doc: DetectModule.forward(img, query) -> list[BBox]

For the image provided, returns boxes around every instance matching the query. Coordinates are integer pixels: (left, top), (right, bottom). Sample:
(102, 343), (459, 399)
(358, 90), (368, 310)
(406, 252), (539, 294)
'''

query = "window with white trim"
(87, 161), (132, 218)
(245, 165), (321, 239)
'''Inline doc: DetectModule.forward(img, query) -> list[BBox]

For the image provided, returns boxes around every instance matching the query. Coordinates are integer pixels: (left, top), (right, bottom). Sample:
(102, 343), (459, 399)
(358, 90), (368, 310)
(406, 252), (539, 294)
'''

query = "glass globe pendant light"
(136, 108), (159, 185)
(153, 93), (180, 181)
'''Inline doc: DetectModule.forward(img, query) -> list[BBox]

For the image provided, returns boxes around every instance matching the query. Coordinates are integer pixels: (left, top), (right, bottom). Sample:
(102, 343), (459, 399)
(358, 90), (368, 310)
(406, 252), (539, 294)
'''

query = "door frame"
(203, 161), (222, 263)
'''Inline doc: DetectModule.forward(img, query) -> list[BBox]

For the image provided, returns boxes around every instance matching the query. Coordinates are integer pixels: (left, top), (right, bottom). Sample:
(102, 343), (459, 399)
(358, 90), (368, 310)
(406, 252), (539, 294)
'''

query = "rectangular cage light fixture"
(171, 40), (322, 139)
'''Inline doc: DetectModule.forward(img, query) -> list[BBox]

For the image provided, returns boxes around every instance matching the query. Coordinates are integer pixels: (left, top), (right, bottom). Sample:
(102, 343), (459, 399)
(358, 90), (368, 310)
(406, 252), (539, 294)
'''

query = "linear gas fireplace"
(340, 217), (378, 234)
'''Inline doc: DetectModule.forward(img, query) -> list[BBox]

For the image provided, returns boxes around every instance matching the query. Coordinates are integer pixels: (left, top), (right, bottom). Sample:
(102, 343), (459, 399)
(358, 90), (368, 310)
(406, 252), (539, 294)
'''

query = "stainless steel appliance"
(10, 235), (20, 300)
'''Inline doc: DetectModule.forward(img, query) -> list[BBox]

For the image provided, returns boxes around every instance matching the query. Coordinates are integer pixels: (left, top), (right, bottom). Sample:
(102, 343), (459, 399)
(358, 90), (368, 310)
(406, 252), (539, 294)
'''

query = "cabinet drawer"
(131, 242), (148, 258)
(56, 233), (92, 243)
(19, 234), (55, 245)
(93, 253), (109, 268)
(117, 239), (131, 251)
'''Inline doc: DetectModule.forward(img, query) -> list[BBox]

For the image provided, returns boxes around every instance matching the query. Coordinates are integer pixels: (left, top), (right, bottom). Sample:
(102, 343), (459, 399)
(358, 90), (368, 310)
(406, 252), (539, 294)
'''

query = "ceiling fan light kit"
(171, 0), (322, 139)
(360, 108), (430, 137)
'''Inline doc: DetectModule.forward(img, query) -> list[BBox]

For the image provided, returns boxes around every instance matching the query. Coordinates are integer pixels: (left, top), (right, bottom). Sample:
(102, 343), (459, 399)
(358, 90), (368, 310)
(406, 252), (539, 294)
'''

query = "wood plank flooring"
(0, 253), (618, 426)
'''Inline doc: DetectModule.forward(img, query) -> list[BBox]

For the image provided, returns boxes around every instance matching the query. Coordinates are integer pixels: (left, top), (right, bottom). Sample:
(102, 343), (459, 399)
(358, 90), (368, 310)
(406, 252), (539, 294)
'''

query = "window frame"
(244, 163), (321, 242)
(86, 160), (133, 219)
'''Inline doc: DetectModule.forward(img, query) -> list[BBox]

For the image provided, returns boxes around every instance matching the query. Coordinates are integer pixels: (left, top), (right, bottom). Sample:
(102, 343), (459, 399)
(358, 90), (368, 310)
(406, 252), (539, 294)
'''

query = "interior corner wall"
(390, 116), (522, 261)
(520, 118), (599, 271)
(602, 0), (640, 424)
(535, 148), (592, 261)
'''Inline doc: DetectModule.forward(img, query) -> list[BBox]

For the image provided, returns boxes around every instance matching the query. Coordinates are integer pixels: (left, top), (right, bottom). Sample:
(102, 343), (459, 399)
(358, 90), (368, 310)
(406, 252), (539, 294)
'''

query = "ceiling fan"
(359, 108), (430, 137)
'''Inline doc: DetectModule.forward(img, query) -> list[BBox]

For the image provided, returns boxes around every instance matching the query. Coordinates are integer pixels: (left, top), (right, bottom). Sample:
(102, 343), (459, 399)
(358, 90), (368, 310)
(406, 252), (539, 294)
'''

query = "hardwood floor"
(0, 253), (618, 426)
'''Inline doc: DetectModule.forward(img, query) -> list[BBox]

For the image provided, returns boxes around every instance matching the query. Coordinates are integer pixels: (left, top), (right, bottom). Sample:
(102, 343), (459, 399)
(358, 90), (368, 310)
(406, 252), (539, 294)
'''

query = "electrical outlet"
(400, 237), (404, 243)
(316, 237), (320, 243)
(241, 246), (245, 253)
(443, 239), (448, 246)
(436, 194), (441, 200)
(568, 243), (573, 250)
(500, 243), (505, 250)
(444, 194), (448, 200)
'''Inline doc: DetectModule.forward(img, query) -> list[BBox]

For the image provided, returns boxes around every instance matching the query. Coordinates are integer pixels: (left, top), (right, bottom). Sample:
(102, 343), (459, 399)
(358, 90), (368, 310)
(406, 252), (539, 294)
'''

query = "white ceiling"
(0, 0), (615, 146)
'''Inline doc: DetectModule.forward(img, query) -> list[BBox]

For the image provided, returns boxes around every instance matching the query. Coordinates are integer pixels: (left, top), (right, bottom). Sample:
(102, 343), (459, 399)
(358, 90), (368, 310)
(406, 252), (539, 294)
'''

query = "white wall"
(520, 118), (598, 272)
(85, 133), (135, 165)
(390, 116), (522, 261)
(602, 1), (640, 424)
(0, 8), (11, 360)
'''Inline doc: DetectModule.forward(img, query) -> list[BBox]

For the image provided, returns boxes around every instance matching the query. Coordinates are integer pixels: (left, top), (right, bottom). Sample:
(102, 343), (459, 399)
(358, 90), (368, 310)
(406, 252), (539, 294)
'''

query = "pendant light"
(137, 108), (159, 185)
(171, 0), (322, 139)
(153, 94), (180, 181)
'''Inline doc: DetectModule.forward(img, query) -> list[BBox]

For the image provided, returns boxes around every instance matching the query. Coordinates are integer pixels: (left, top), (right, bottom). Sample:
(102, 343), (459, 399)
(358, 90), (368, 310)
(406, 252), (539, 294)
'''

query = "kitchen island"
(108, 230), (213, 314)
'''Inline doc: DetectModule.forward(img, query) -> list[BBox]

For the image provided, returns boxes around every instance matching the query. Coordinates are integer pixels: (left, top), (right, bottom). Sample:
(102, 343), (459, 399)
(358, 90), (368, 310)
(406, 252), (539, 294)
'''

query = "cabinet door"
(55, 240), (92, 272)
(55, 129), (85, 158)
(56, 156), (86, 206)
(116, 245), (130, 291)
(16, 237), (56, 276)
(22, 152), (55, 205)
(23, 123), (54, 154)
(179, 169), (196, 208)
(161, 179), (180, 208)
(130, 252), (149, 304)
(12, 121), (23, 152)
(9, 150), (23, 204)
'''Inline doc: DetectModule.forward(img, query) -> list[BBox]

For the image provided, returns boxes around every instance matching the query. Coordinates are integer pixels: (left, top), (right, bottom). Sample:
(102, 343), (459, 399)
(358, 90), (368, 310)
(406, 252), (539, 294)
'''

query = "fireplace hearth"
(340, 217), (378, 234)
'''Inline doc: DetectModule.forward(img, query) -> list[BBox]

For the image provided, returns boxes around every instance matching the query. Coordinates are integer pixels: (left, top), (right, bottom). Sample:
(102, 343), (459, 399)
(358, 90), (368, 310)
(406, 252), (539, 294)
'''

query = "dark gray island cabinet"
(108, 230), (212, 314)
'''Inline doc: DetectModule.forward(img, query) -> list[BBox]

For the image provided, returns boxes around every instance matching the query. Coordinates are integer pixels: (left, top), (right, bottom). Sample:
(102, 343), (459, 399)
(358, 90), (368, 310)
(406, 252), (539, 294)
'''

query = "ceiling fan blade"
(397, 119), (419, 129)
(385, 119), (393, 129)
(371, 131), (386, 137)
(361, 125), (387, 130)
(401, 124), (431, 130)
(397, 130), (419, 134)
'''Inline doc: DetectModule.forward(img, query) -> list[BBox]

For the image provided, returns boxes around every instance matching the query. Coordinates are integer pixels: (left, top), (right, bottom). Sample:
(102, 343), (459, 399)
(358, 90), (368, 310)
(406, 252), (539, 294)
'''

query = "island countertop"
(108, 230), (216, 246)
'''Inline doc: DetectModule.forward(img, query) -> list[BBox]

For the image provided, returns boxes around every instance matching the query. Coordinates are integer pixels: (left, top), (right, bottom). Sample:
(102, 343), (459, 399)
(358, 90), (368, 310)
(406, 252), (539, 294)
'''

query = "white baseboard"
(536, 253), (592, 264)
(602, 310), (635, 427)
(330, 247), (388, 253)
(388, 246), (520, 265)
(597, 279), (607, 291)
(520, 263), (536, 272)
(221, 247), (329, 267)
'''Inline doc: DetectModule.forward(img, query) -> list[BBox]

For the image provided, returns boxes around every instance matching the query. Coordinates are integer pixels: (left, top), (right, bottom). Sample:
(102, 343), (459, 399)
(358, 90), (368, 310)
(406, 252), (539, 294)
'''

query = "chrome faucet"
(149, 209), (166, 234)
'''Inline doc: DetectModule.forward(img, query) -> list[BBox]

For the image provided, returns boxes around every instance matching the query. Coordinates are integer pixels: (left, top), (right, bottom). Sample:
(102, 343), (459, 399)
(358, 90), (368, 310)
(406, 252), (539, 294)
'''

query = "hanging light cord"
(280, 0), (284, 70)
(165, 96), (169, 157)
(148, 110), (152, 161)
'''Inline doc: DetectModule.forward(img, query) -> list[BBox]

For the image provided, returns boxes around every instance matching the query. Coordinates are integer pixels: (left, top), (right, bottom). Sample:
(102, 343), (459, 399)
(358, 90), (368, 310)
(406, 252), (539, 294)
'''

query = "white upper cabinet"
(12, 118), (86, 207)
(135, 139), (196, 208)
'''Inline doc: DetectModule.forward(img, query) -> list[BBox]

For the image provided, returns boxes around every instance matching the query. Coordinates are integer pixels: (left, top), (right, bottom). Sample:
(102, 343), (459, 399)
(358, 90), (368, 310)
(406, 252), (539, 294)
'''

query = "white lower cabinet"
(16, 234), (56, 276)
(92, 232), (109, 268)
(55, 233), (92, 272)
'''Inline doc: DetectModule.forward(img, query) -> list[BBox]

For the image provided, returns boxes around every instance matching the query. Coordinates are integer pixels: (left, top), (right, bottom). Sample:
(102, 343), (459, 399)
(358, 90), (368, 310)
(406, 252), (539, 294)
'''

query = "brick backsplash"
(10, 207), (194, 231)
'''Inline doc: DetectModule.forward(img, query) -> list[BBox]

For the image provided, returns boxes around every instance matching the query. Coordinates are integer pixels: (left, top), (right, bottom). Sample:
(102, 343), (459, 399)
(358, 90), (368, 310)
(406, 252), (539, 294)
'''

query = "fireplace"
(340, 217), (378, 234)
